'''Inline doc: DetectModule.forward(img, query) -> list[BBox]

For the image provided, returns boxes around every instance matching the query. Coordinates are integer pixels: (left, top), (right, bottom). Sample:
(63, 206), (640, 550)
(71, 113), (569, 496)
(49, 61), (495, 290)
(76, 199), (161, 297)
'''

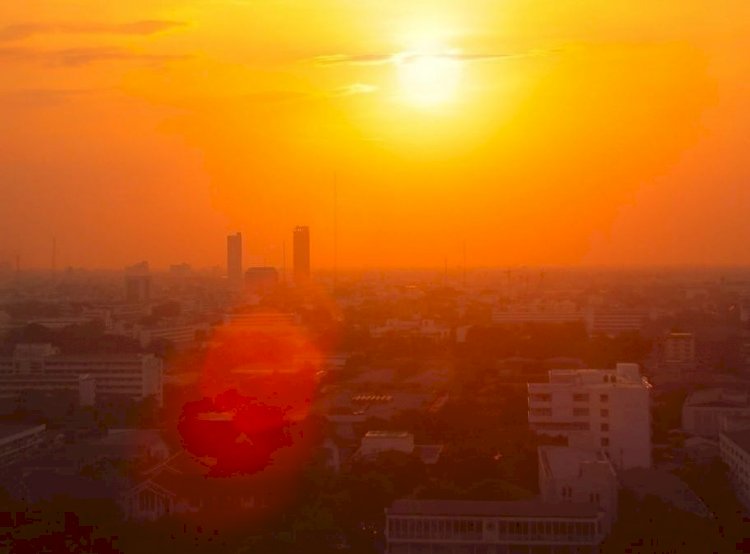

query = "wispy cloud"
(333, 83), (378, 96)
(312, 49), (550, 66)
(242, 90), (310, 104)
(312, 53), (394, 66)
(0, 46), (189, 67)
(240, 83), (377, 105)
(0, 20), (185, 42)
(0, 88), (96, 107)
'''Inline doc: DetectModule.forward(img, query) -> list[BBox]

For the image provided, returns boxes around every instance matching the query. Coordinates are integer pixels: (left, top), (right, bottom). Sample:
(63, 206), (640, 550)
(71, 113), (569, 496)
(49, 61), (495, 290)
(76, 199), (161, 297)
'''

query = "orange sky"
(1, 1), (749, 270)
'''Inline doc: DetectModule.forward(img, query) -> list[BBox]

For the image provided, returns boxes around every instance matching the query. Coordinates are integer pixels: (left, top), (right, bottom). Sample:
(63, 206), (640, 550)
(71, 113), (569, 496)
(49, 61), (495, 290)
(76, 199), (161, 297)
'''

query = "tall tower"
(227, 232), (243, 287)
(293, 226), (310, 284)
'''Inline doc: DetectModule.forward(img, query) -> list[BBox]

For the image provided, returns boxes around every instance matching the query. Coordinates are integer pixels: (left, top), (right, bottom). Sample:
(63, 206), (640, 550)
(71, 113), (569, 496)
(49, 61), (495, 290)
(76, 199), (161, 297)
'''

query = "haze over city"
(2, 2), (750, 554)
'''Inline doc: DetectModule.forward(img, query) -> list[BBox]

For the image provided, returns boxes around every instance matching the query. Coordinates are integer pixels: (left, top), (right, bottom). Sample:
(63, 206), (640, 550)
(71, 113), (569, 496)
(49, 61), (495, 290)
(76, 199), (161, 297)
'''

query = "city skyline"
(2, 2), (750, 552)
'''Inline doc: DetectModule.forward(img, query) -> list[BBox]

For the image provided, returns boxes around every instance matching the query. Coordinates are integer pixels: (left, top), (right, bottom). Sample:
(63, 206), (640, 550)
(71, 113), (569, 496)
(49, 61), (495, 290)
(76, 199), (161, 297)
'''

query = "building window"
(573, 408), (589, 416)
(601, 409), (609, 417)
(530, 393), (552, 402)
(573, 393), (589, 402)
(600, 394), (609, 402)
(601, 437), (609, 447)
(601, 423), (609, 432)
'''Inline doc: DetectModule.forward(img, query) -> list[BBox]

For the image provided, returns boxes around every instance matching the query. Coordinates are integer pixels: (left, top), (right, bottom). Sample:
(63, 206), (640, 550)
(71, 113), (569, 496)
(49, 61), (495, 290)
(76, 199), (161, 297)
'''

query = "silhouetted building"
(169, 263), (192, 277)
(125, 261), (151, 304)
(245, 266), (279, 292)
(227, 232), (243, 287)
(293, 226), (310, 284)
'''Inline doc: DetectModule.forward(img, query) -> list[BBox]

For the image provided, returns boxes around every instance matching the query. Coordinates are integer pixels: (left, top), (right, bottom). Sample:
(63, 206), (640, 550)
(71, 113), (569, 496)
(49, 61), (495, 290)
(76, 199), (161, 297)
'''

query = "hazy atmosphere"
(2, 1), (749, 269)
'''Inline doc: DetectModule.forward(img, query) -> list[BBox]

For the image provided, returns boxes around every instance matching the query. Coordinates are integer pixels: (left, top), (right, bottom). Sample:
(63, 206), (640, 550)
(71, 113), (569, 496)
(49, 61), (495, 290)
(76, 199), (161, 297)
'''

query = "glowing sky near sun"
(1, 1), (749, 269)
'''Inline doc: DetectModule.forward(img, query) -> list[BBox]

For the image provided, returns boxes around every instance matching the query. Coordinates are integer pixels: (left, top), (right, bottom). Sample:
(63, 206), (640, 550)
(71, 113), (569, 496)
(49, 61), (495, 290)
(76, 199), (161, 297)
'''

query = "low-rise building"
(135, 322), (209, 350)
(682, 388), (750, 438)
(385, 499), (609, 554)
(359, 431), (415, 458)
(0, 424), (46, 468)
(538, 446), (618, 530)
(0, 343), (163, 406)
(719, 429), (750, 511)
(357, 431), (443, 465)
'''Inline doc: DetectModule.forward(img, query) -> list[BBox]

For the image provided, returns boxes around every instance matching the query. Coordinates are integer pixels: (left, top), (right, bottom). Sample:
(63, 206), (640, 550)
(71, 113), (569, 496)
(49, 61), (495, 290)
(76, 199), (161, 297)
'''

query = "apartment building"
(528, 363), (652, 469)
(0, 343), (163, 406)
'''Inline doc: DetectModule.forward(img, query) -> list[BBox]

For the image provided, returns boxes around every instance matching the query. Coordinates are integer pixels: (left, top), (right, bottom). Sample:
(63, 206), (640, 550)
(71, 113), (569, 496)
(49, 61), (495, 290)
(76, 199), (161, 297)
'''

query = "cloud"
(0, 20), (185, 41)
(0, 88), (96, 107)
(332, 83), (378, 96)
(242, 90), (311, 104)
(312, 53), (394, 66)
(0, 46), (189, 67)
(312, 49), (551, 66)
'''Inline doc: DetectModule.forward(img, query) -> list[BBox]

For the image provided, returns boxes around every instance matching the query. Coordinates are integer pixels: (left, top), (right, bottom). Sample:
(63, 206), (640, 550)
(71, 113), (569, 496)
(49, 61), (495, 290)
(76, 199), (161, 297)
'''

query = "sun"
(396, 49), (463, 108)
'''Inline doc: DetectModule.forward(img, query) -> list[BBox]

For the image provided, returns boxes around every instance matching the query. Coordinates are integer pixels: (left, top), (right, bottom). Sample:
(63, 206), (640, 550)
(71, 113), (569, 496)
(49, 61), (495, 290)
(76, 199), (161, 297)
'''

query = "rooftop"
(722, 429), (750, 453)
(364, 431), (412, 439)
(388, 499), (601, 519)
(538, 446), (613, 480)
(684, 388), (749, 409)
(0, 423), (46, 442)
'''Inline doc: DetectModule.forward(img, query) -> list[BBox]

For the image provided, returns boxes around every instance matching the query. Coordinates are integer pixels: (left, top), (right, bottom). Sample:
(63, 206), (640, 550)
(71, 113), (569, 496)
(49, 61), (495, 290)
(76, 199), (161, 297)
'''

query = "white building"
(134, 322), (209, 350)
(538, 446), (618, 531)
(528, 363), (652, 469)
(0, 343), (163, 406)
(584, 310), (649, 337)
(719, 429), (750, 511)
(385, 499), (609, 554)
(492, 301), (584, 326)
(371, 318), (450, 342)
(357, 431), (443, 465)
(359, 431), (415, 458)
(681, 388), (750, 438)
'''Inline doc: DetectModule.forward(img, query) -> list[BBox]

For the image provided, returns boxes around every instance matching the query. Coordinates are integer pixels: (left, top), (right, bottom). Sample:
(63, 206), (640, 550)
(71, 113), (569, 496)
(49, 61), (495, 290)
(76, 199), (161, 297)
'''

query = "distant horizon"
(8, 262), (750, 274)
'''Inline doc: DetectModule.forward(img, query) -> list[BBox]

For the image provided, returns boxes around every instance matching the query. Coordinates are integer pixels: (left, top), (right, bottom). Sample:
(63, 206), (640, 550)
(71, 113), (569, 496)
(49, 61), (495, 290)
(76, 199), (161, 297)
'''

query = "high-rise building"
(527, 363), (652, 470)
(293, 226), (310, 284)
(227, 232), (243, 287)
(125, 261), (151, 304)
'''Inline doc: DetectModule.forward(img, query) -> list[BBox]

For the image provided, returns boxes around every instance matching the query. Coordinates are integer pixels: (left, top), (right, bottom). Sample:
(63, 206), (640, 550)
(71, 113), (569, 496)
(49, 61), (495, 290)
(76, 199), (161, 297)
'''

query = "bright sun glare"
(396, 48), (462, 108)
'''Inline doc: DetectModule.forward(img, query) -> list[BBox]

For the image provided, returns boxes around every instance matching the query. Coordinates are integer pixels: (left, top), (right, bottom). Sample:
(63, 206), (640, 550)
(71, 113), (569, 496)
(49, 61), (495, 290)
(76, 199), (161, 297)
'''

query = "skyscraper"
(293, 226), (310, 284)
(227, 232), (243, 287)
